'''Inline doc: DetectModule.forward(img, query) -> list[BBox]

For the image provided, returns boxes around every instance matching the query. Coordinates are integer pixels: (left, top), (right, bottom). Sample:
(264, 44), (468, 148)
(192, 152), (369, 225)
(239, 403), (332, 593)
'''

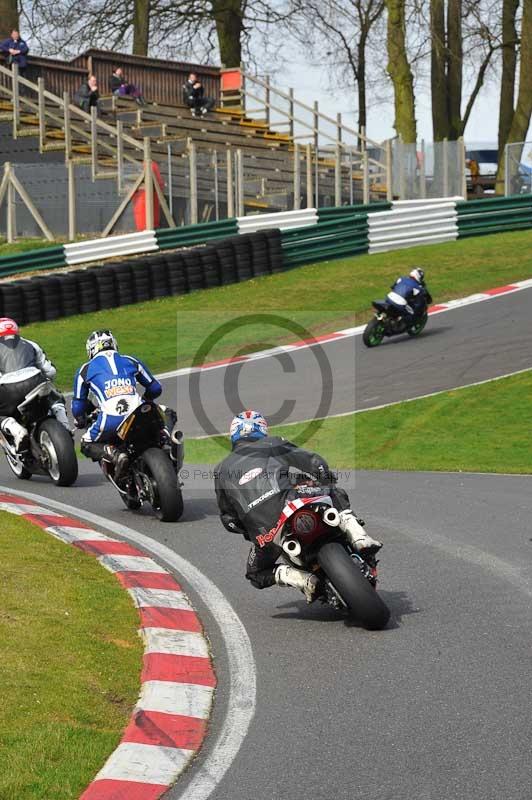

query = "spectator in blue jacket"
(0, 30), (29, 77)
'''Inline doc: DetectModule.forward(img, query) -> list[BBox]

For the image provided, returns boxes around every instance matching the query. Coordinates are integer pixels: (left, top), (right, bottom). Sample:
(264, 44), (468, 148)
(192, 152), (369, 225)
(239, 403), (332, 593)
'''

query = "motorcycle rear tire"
(363, 318), (385, 348)
(39, 419), (78, 486)
(141, 447), (184, 522)
(5, 452), (32, 480)
(317, 542), (390, 630)
(407, 312), (428, 337)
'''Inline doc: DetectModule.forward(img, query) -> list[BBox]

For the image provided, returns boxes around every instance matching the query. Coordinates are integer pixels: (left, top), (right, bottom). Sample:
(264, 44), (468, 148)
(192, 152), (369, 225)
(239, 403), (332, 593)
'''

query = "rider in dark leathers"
(215, 411), (382, 603)
(386, 268), (433, 322)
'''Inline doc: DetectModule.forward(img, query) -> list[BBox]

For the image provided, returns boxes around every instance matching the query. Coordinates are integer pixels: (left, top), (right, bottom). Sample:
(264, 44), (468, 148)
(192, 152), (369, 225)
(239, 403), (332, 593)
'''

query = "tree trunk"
(498, 0), (519, 159)
(447, 0), (463, 139)
(496, 0), (532, 193)
(212, 0), (244, 67)
(385, 0), (417, 142)
(431, 0), (448, 140)
(133, 0), (150, 56)
(357, 28), (368, 134)
(0, 0), (18, 41)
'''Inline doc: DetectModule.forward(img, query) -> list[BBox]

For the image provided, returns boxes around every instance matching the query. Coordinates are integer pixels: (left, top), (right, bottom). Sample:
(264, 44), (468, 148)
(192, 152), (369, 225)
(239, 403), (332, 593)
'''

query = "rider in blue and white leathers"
(386, 268), (432, 322)
(72, 330), (162, 474)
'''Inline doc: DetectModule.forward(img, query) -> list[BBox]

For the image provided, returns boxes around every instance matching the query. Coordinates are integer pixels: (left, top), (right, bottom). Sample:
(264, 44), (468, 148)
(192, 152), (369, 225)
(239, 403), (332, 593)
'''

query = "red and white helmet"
(0, 318), (20, 339)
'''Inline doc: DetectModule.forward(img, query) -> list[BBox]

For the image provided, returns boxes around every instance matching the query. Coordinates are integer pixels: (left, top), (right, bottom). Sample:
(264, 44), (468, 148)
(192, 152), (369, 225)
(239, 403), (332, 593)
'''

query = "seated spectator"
(110, 67), (145, 106)
(76, 74), (101, 115)
(182, 72), (215, 117)
(0, 29), (29, 77)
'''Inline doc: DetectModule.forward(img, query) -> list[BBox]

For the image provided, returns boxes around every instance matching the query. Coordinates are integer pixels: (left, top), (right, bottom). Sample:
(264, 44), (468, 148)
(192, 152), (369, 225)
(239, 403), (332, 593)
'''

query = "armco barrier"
(0, 246), (66, 278)
(281, 214), (369, 268)
(155, 218), (239, 249)
(0, 230), (284, 323)
(64, 230), (158, 266)
(317, 201), (391, 221)
(368, 200), (458, 253)
(237, 208), (318, 233)
(456, 193), (532, 238)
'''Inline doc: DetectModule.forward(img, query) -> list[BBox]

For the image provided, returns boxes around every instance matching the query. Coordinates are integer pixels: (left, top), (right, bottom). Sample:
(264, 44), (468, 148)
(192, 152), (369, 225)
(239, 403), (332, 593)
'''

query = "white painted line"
(94, 742), (192, 784)
(1, 489), (256, 800)
(98, 554), (168, 573)
(128, 587), (191, 610)
(142, 628), (210, 658)
(138, 680), (214, 718)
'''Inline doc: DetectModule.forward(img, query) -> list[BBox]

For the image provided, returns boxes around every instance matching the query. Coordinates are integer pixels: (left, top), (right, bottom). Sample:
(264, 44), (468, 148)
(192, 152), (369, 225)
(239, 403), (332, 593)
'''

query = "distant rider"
(72, 330), (162, 479)
(214, 410), (382, 603)
(387, 268), (433, 322)
(0, 317), (70, 451)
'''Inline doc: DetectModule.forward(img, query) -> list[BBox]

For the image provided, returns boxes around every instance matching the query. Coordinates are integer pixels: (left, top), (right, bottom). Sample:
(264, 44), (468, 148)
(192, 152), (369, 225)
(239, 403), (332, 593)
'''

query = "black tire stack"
(0, 229), (285, 323)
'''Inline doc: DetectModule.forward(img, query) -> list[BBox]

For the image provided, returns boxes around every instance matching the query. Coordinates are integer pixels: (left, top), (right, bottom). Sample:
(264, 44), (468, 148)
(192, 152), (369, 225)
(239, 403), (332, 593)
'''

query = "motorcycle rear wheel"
(317, 542), (390, 630)
(39, 419), (78, 486)
(363, 318), (385, 348)
(5, 451), (31, 480)
(140, 447), (183, 522)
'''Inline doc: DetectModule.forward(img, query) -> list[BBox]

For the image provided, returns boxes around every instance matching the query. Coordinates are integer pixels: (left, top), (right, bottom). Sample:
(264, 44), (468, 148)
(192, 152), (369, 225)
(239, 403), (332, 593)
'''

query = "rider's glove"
(74, 415), (86, 429)
(221, 513), (247, 537)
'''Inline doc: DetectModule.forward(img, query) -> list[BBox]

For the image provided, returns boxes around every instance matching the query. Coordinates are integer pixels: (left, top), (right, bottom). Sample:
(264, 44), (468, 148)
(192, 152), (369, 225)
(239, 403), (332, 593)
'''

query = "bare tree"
(133, 0), (150, 56)
(429, 0), (500, 141)
(496, 0), (532, 191)
(0, 0), (19, 40)
(289, 0), (385, 136)
(498, 0), (520, 155)
(385, 0), (417, 142)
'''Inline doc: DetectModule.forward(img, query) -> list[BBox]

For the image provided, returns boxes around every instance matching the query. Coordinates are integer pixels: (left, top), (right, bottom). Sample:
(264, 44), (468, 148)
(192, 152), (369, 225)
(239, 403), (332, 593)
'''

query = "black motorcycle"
(363, 300), (428, 348)
(96, 401), (184, 522)
(0, 378), (78, 486)
(262, 494), (390, 629)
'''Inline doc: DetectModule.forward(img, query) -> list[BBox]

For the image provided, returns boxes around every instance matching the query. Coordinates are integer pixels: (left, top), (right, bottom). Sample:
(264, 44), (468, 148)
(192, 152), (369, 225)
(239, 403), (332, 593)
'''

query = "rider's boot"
(103, 445), (129, 481)
(51, 402), (74, 434)
(1, 417), (28, 451)
(275, 564), (320, 603)
(338, 509), (382, 554)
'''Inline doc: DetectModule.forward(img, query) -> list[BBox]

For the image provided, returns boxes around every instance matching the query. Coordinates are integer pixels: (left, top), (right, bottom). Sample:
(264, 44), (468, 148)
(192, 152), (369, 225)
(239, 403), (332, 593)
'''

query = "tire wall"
(0, 230), (284, 323)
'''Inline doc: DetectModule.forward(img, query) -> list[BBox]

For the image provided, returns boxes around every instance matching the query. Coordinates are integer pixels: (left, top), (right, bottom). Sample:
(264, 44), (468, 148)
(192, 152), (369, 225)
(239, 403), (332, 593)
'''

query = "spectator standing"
(0, 29), (29, 77)
(76, 74), (101, 115)
(182, 72), (215, 117)
(110, 67), (145, 106)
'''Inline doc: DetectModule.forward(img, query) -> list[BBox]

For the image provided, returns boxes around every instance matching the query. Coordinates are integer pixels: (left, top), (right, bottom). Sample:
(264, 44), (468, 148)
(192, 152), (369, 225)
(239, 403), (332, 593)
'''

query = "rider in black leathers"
(215, 411), (382, 603)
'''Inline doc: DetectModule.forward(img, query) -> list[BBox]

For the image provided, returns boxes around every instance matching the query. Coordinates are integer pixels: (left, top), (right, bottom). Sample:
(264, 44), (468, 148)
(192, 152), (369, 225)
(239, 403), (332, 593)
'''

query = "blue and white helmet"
(230, 410), (268, 446)
(86, 329), (118, 359)
(409, 268), (425, 284)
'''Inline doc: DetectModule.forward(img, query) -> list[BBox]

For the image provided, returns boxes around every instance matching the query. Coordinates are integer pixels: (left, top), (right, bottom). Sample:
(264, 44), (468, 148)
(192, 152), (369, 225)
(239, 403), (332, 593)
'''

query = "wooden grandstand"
(0, 50), (390, 235)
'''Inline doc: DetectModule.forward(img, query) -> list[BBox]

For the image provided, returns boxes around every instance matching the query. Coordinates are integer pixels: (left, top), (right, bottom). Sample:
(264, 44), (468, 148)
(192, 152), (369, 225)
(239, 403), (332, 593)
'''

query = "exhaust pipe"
(323, 507), (341, 527)
(282, 538), (302, 557)
(171, 427), (184, 445)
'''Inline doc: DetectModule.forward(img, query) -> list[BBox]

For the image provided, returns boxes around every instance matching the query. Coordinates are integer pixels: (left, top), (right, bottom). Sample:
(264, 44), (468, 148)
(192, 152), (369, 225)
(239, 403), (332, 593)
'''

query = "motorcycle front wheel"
(140, 447), (184, 522)
(362, 318), (386, 348)
(407, 312), (428, 337)
(317, 542), (390, 630)
(38, 419), (78, 486)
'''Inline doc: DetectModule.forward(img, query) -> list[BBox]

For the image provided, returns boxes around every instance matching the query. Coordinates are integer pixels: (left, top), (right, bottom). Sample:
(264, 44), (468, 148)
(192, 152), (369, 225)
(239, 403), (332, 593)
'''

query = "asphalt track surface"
(2, 288), (531, 799)
(170, 288), (532, 436)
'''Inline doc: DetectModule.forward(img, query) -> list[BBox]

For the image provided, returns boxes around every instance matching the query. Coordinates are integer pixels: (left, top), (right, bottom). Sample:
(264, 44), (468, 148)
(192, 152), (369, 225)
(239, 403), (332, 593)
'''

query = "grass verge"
(0, 512), (143, 799)
(184, 370), (532, 474)
(18, 228), (532, 390)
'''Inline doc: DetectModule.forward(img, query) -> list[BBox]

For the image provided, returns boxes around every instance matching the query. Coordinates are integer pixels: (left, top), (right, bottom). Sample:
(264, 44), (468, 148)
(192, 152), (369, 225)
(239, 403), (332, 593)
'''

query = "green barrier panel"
(317, 201), (391, 219)
(156, 218), (238, 242)
(282, 214), (368, 240)
(282, 233), (368, 253)
(458, 220), (532, 238)
(458, 213), (532, 231)
(456, 194), (532, 215)
(0, 246), (66, 278)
